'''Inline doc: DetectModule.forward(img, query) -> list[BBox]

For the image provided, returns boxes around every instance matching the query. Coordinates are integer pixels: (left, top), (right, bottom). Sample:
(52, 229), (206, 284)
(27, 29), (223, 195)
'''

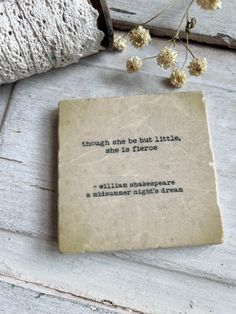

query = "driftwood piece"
(91, 0), (114, 48)
(107, 0), (236, 49)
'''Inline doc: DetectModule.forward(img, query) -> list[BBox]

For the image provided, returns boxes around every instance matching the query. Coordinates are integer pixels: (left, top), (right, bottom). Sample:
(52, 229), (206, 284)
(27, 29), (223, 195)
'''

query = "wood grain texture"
(107, 0), (236, 49)
(0, 229), (235, 314)
(0, 34), (235, 313)
(0, 277), (123, 314)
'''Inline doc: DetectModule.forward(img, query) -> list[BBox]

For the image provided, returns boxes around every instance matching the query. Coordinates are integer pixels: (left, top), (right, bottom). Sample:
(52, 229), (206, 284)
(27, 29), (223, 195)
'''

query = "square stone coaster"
(58, 92), (223, 253)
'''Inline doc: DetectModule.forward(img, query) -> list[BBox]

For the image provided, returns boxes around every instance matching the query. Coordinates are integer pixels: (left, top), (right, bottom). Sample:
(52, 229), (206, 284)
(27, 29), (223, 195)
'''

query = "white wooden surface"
(107, 0), (236, 49)
(0, 277), (123, 314)
(0, 32), (236, 313)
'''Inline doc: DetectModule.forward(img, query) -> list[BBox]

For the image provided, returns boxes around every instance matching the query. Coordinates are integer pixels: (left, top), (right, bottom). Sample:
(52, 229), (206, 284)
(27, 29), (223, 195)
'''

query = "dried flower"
(170, 69), (187, 88)
(113, 34), (127, 52)
(157, 47), (178, 69)
(196, 0), (221, 11)
(188, 57), (207, 76)
(129, 26), (151, 48)
(126, 57), (143, 73)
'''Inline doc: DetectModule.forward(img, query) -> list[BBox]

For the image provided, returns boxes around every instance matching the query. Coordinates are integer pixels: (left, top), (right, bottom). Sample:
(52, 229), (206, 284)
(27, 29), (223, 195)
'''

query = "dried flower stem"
(179, 37), (195, 58)
(122, 0), (214, 87)
(142, 56), (157, 61)
(174, 0), (195, 39)
(142, 0), (181, 26)
(182, 33), (189, 69)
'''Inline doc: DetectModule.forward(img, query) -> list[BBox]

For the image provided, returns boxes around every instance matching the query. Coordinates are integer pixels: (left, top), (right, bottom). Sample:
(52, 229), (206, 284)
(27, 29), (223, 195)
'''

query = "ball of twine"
(0, 0), (104, 85)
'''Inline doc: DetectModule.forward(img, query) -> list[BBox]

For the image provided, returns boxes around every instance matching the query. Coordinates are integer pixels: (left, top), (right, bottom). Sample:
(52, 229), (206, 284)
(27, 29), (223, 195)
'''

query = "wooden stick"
(90, 0), (114, 48)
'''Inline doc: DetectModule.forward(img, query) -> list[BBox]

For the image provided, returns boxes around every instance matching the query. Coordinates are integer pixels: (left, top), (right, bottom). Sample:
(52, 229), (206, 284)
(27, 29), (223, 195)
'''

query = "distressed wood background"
(107, 0), (236, 49)
(0, 1), (236, 313)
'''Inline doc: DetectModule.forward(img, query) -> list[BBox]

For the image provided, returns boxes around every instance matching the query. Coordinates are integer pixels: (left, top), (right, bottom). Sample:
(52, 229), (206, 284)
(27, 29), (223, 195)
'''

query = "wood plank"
(90, 0), (114, 48)
(0, 277), (123, 314)
(107, 0), (236, 49)
(0, 35), (235, 313)
(0, 37), (235, 284)
(0, 84), (235, 284)
(0, 229), (235, 314)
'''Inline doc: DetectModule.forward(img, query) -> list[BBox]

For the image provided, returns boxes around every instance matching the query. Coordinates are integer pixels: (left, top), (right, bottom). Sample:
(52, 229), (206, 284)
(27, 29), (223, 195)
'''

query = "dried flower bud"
(170, 69), (187, 88)
(157, 47), (178, 69)
(113, 34), (127, 52)
(126, 57), (143, 73)
(188, 57), (207, 76)
(196, 0), (221, 10)
(129, 26), (151, 48)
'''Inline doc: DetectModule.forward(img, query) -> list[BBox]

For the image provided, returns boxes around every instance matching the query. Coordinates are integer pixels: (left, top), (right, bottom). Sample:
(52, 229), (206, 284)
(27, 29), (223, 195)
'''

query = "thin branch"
(142, 0), (181, 26)
(182, 33), (189, 68)
(174, 0), (195, 39)
(179, 37), (195, 58)
(142, 56), (157, 61)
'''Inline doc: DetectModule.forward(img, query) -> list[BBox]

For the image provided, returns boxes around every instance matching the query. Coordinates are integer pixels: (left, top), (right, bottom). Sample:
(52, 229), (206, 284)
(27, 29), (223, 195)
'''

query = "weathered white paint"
(107, 0), (236, 49)
(0, 34), (235, 313)
(0, 276), (124, 314)
(0, 230), (235, 314)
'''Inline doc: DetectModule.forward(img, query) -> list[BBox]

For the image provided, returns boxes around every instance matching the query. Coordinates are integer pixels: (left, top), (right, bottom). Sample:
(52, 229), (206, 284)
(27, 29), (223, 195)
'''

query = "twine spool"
(0, 0), (112, 85)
